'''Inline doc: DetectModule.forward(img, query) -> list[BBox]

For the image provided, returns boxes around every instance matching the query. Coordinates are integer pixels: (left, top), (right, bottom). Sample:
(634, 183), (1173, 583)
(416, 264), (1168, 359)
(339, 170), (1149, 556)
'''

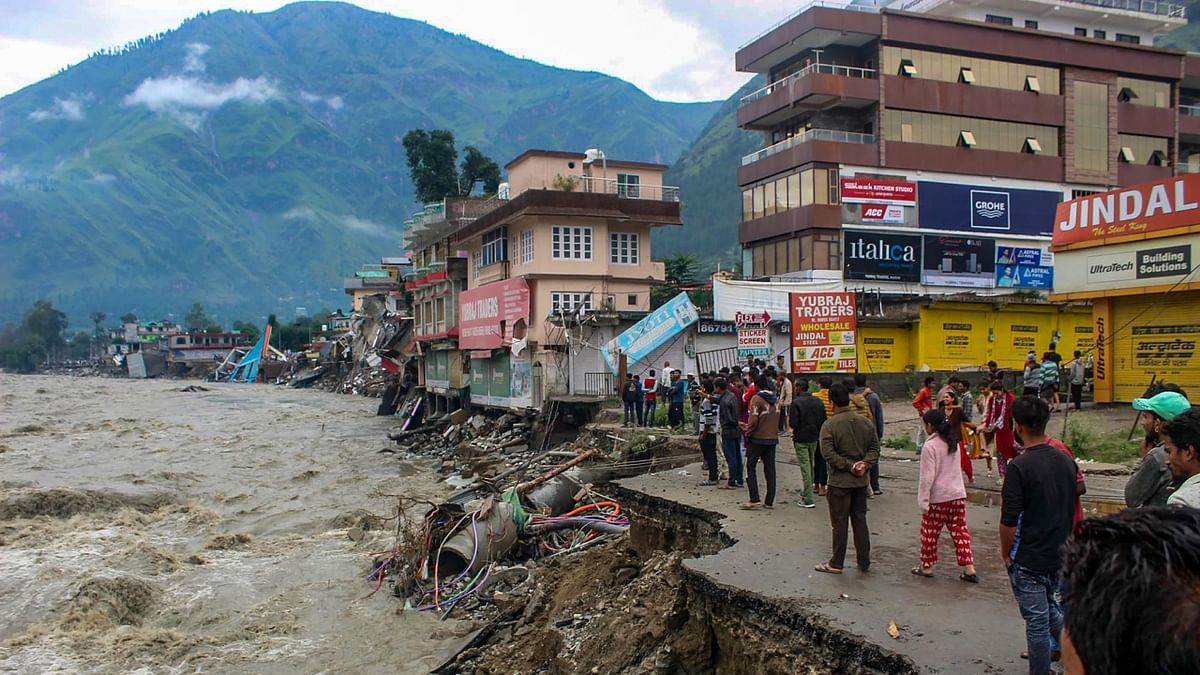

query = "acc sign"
(861, 203), (905, 224)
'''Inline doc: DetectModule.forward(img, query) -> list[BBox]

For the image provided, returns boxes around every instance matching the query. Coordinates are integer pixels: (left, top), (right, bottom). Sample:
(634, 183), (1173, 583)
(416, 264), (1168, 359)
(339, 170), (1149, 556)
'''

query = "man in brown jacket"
(816, 383), (880, 574)
(739, 374), (781, 509)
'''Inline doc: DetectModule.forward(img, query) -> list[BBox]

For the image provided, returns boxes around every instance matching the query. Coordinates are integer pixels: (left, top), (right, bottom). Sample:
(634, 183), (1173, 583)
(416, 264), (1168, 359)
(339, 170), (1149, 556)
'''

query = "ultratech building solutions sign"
(918, 181), (1061, 236)
(843, 230), (922, 283)
(922, 236), (996, 287)
(1055, 235), (1197, 293)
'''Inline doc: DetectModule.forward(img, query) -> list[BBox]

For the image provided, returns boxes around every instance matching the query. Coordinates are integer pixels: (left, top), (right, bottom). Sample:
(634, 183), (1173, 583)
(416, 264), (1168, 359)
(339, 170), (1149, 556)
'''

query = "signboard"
(995, 245), (1054, 289)
(1053, 233), (1197, 294)
(601, 291), (699, 373)
(458, 278), (530, 350)
(997, 246), (1045, 266)
(789, 292), (858, 373)
(1053, 173), (1200, 247)
(861, 204), (906, 224)
(918, 180), (1061, 236)
(735, 311), (771, 358)
(843, 230), (922, 283)
(697, 320), (736, 335)
(840, 177), (917, 206)
(922, 235), (997, 287)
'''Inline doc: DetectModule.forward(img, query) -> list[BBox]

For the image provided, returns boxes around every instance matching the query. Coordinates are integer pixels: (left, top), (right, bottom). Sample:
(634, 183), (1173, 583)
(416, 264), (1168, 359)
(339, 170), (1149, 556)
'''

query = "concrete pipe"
(436, 502), (518, 578)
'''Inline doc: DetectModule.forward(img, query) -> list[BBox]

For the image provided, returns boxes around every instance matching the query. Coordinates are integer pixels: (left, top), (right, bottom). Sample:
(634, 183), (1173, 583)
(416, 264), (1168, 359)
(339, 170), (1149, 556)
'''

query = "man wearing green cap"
(1124, 387), (1191, 508)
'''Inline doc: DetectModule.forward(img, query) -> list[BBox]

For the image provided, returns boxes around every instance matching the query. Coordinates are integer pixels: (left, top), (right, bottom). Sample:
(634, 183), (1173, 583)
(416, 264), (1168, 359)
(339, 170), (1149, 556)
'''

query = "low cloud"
(183, 43), (209, 73)
(29, 95), (86, 121)
(282, 206), (317, 221)
(300, 90), (344, 110)
(338, 215), (393, 238)
(125, 74), (279, 111)
(86, 172), (116, 184)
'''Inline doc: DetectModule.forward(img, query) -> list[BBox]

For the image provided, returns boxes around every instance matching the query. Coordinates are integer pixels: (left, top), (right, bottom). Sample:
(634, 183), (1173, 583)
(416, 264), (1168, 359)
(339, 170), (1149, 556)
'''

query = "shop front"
(1051, 173), (1200, 402)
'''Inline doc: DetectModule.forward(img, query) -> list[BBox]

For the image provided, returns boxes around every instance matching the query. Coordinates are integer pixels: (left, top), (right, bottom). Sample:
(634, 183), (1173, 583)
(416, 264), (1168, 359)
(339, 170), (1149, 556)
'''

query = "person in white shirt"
(1161, 408), (1200, 508)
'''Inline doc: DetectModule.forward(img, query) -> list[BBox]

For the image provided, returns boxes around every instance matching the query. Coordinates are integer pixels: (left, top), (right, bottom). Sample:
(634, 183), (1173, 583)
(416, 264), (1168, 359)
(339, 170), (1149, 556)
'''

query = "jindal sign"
(1053, 174), (1200, 247)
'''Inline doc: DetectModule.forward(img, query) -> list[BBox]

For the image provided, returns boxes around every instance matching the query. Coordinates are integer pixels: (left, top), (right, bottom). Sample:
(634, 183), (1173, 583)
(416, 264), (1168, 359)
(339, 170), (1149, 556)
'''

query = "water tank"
(498, 182), (510, 199)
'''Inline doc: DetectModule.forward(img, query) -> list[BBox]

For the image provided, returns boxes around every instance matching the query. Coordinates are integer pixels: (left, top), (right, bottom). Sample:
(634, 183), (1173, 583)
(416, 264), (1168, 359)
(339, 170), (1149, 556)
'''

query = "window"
(1072, 189), (1102, 199)
(1023, 137), (1042, 154)
(610, 232), (640, 265)
(957, 130), (977, 147)
(884, 110), (1059, 155)
(1073, 81), (1109, 172)
(742, 189), (753, 221)
(1119, 134), (1170, 166)
(616, 173), (640, 198)
(986, 14), (1013, 25)
(881, 46), (1059, 94)
(763, 180), (776, 217)
(551, 292), (592, 313)
(1094, 29), (1106, 39)
(1116, 33), (1140, 45)
(472, 250), (482, 279)
(1118, 87), (1137, 103)
(959, 67), (975, 84)
(551, 225), (592, 260)
(627, 294), (637, 306)
(899, 59), (917, 77)
(1074, 27), (1088, 36)
(520, 229), (534, 264)
(480, 226), (508, 267)
(1118, 77), (1169, 108)
(901, 123), (913, 142)
(1118, 146), (1135, 163)
(1025, 19), (1038, 29)
(1025, 75), (1041, 93)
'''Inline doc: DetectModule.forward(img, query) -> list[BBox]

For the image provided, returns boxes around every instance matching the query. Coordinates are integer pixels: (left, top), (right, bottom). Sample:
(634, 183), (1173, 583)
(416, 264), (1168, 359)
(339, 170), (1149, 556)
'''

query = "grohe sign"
(918, 181), (1060, 236)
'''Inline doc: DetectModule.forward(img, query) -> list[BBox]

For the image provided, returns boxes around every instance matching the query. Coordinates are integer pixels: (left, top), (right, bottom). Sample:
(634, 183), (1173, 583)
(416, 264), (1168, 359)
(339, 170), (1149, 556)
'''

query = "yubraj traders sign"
(789, 292), (858, 373)
(1054, 173), (1200, 247)
(458, 278), (530, 349)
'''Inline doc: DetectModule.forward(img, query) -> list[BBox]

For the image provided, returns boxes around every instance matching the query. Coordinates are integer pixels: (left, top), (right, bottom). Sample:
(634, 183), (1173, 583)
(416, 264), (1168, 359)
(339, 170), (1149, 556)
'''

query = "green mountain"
(656, 76), (761, 265)
(0, 1), (719, 324)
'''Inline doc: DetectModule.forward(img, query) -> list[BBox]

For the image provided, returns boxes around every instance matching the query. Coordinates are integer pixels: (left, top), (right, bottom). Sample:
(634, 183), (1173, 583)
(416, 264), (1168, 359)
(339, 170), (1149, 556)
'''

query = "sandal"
(739, 502), (762, 510)
(718, 484), (735, 490)
(911, 567), (934, 578)
(814, 563), (843, 575)
(699, 480), (718, 487)
(960, 572), (979, 584)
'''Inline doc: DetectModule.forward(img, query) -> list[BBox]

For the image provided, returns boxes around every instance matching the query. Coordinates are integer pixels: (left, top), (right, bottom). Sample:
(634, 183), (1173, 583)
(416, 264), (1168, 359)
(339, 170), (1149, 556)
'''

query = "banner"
(735, 311), (771, 359)
(843, 230), (922, 283)
(997, 264), (1054, 289)
(458, 278), (530, 350)
(840, 177), (917, 206)
(1052, 234), (1196, 294)
(1053, 174), (1200, 247)
(601, 292), (699, 373)
(918, 180), (1061, 236)
(789, 292), (858, 373)
(712, 275), (843, 321)
(922, 235), (997, 287)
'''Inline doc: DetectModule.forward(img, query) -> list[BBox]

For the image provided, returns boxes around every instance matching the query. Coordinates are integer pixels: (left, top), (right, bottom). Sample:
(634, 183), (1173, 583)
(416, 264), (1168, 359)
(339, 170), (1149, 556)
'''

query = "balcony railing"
(1069, 0), (1185, 18)
(520, 175), (681, 202)
(741, 128), (877, 165)
(740, 63), (878, 106)
(739, 1), (881, 50)
(1181, 104), (1200, 116)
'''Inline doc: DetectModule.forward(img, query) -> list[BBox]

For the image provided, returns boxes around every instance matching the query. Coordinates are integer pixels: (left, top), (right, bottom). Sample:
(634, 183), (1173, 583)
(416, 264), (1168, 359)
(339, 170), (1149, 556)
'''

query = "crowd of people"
(625, 348), (1198, 675)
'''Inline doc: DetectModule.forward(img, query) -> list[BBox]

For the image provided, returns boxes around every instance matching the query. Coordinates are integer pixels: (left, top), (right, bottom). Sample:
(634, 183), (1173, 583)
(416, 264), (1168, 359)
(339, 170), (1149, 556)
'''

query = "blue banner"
(996, 246), (1045, 266)
(918, 181), (1061, 236)
(601, 292), (699, 374)
(996, 264), (1054, 289)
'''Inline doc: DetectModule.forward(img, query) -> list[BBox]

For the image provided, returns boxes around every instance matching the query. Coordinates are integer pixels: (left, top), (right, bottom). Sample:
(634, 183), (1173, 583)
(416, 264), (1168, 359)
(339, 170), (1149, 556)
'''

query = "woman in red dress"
(981, 380), (1016, 481)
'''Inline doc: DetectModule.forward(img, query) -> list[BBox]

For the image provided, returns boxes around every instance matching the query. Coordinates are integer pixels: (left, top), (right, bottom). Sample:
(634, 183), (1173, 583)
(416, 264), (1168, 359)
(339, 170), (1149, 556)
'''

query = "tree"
(460, 146), (501, 195)
(24, 300), (68, 354)
(403, 129), (459, 203)
(120, 312), (138, 324)
(68, 330), (92, 359)
(232, 320), (261, 342)
(650, 254), (711, 311)
(184, 303), (210, 332)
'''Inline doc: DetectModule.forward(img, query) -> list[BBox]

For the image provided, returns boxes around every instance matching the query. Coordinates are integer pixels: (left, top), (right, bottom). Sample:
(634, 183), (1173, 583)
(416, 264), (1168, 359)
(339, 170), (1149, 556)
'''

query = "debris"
(888, 621), (901, 639)
(177, 385), (210, 393)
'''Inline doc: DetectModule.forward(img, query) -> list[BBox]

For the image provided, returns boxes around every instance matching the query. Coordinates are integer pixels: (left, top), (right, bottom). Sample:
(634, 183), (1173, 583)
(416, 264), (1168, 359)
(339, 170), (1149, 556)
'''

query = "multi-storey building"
(735, 0), (1195, 293)
(454, 149), (680, 406)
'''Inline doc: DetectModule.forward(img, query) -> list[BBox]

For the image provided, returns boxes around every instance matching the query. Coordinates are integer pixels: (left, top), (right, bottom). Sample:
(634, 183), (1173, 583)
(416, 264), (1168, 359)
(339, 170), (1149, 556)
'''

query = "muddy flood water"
(0, 374), (464, 674)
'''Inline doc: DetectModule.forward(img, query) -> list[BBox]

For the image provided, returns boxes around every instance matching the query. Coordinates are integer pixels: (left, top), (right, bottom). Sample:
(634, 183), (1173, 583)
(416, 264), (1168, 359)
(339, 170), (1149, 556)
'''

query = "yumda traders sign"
(789, 292), (858, 373)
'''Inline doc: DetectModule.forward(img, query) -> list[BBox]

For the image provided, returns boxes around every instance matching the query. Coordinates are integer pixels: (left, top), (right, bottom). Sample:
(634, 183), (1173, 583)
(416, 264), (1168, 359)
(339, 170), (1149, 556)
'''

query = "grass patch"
(883, 435), (917, 452)
(1062, 418), (1139, 464)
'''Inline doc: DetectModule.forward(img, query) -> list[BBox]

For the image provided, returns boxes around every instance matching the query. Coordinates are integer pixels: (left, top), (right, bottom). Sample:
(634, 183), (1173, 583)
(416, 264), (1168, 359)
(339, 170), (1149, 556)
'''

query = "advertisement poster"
(1053, 173), (1200, 247)
(1052, 234), (1196, 295)
(601, 291), (699, 373)
(510, 353), (533, 409)
(458, 278), (530, 350)
(789, 292), (858, 373)
(918, 180), (1061, 236)
(941, 321), (974, 359)
(840, 177), (917, 206)
(735, 311), (771, 359)
(922, 236), (997, 287)
(843, 230), (923, 283)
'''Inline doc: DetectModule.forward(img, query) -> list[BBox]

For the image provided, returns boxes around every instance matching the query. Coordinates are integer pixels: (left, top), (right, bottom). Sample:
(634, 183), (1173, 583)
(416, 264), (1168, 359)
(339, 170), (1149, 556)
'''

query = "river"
(0, 374), (463, 674)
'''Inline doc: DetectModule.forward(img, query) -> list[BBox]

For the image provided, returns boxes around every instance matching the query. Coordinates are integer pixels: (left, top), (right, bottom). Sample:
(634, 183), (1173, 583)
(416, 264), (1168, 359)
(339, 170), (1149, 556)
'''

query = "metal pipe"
(515, 449), (597, 494)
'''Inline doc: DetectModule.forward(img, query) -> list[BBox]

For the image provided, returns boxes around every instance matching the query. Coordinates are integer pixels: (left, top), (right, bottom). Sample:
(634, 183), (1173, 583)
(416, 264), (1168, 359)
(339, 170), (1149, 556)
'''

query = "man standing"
(812, 376), (835, 496)
(776, 371), (793, 436)
(697, 379), (720, 486)
(913, 376), (936, 446)
(1162, 408), (1200, 508)
(1068, 352), (1086, 412)
(715, 377), (744, 489)
(1000, 396), (1079, 675)
(1022, 352), (1041, 398)
(642, 369), (658, 428)
(815, 384), (880, 574)
(688, 373), (703, 434)
(1040, 353), (1061, 412)
(957, 379), (975, 422)
(740, 375), (781, 510)
(789, 379), (826, 509)
(620, 373), (640, 427)
(1124, 388), (1191, 508)
(856, 374), (885, 495)
(668, 370), (687, 430)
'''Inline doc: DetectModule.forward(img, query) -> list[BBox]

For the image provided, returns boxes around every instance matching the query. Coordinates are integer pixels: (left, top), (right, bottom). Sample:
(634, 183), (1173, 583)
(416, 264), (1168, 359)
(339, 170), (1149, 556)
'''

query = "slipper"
(911, 567), (934, 578)
(718, 484), (735, 490)
(960, 572), (980, 584)
(699, 480), (718, 487)
(739, 502), (762, 510)
(814, 563), (843, 575)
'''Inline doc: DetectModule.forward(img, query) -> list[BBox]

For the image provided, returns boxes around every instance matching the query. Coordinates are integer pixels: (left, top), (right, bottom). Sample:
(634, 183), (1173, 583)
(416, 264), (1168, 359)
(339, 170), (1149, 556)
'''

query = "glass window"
(480, 226), (508, 267)
(752, 185), (764, 219)
(1117, 77), (1170, 108)
(609, 232), (640, 265)
(520, 229), (534, 264)
(786, 173), (800, 209)
(1094, 29), (1106, 40)
(881, 46), (1059, 94)
(774, 177), (787, 213)
(742, 189), (753, 222)
(1074, 27), (1088, 36)
(813, 169), (830, 205)
(986, 14), (1013, 25)
(752, 245), (765, 276)
(551, 225), (592, 260)
(616, 173), (640, 198)
(1118, 134), (1169, 166)
(1074, 81), (1109, 172)
(883, 110), (1059, 155)
(551, 293), (592, 312)
(764, 180), (776, 217)
(1025, 19), (1038, 29)
(801, 170), (814, 206)
(1116, 33), (1140, 45)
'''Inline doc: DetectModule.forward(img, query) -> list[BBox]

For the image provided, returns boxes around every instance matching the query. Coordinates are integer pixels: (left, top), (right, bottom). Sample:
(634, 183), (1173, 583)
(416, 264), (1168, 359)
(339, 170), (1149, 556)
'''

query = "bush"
(1062, 417), (1138, 464)
(883, 435), (917, 452)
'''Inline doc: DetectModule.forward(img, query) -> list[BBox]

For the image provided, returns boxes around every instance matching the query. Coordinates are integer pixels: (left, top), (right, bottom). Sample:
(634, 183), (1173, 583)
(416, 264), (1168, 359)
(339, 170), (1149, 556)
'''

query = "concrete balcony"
(1118, 162), (1172, 185)
(1118, 103), (1175, 137)
(736, 2), (882, 74)
(738, 129), (878, 186)
(883, 142), (1064, 183)
(883, 75), (1063, 126)
(738, 64), (879, 130)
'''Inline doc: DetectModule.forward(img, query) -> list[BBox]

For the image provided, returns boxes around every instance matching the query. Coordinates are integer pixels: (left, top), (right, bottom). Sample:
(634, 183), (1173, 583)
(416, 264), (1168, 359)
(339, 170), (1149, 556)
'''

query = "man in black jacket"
(620, 373), (640, 427)
(789, 379), (826, 508)
(715, 377), (744, 488)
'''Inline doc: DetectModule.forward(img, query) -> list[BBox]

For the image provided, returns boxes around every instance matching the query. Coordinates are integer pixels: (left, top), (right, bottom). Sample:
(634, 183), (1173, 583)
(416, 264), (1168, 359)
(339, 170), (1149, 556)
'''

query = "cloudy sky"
(0, 0), (798, 102)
